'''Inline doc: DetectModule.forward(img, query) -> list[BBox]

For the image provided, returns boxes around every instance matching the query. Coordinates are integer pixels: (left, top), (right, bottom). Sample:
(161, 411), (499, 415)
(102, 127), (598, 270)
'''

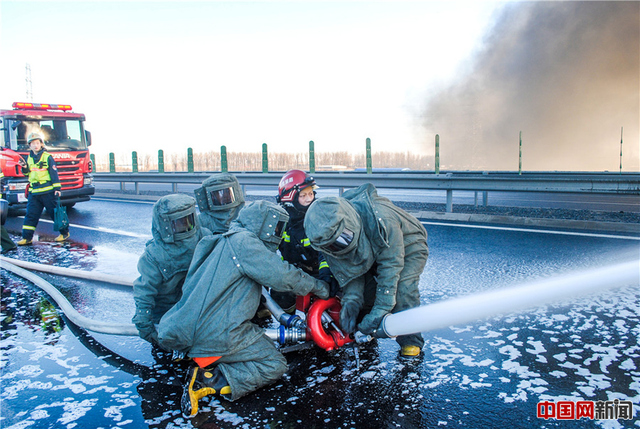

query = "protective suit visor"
(323, 227), (355, 254)
(171, 213), (196, 234)
(274, 219), (286, 238)
(258, 206), (289, 249)
(195, 183), (242, 212)
(163, 207), (198, 242)
(210, 187), (236, 207)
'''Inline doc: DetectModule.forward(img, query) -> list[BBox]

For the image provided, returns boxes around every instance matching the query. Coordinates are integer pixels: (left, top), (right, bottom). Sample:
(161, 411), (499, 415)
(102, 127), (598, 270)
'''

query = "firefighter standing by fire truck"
(17, 133), (70, 245)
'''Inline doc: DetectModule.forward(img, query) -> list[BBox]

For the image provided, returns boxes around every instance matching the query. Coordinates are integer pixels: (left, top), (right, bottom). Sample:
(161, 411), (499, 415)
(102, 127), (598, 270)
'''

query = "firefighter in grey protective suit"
(194, 173), (245, 234)
(304, 183), (428, 357)
(132, 194), (211, 347)
(157, 200), (330, 417)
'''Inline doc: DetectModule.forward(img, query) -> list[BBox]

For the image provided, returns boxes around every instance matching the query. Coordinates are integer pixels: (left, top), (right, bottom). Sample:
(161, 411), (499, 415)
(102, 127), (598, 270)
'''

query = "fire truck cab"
(0, 102), (95, 210)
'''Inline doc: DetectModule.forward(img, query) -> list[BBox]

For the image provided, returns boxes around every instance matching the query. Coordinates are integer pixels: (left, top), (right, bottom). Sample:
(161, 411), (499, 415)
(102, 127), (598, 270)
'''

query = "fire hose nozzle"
(353, 331), (373, 344)
(371, 314), (395, 339)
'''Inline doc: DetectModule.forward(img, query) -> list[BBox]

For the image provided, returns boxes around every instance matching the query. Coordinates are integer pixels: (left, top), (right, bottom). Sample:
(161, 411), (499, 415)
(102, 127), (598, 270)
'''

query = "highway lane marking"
(421, 221), (640, 241)
(15, 216), (152, 239)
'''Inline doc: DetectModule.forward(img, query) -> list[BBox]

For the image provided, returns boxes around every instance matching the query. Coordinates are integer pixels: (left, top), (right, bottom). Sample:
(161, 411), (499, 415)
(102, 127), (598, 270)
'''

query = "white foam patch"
(1, 380), (54, 400)
(619, 358), (636, 371)
(48, 374), (112, 394)
(104, 398), (137, 422)
(4, 420), (36, 429)
(525, 340), (546, 355)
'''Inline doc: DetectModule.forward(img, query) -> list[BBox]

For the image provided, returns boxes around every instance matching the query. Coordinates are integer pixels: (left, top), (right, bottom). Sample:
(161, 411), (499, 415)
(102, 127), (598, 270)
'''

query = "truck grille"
(55, 159), (83, 189)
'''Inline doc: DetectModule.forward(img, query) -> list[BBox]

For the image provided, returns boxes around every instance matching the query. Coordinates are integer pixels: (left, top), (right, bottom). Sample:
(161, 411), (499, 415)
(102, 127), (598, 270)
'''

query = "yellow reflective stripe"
(319, 261), (329, 270)
(23, 225), (36, 231)
(302, 238), (310, 247)
(282, 231), (290, 243)
(31, 185), (54, 193)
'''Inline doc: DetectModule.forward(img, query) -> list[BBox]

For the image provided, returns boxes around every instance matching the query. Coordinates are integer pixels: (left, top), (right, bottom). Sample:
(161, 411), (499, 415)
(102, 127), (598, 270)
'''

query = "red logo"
(537, 399), (632, 420)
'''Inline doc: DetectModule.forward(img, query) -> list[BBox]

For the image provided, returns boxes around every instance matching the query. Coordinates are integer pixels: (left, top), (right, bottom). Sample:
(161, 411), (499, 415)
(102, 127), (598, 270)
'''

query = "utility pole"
(25, 63), (33, 101)
(619, 126), (623, 174)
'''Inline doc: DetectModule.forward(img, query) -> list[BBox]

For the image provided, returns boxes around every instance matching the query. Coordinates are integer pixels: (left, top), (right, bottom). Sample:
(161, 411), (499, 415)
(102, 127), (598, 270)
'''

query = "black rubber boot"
(181, 365), (231, 418)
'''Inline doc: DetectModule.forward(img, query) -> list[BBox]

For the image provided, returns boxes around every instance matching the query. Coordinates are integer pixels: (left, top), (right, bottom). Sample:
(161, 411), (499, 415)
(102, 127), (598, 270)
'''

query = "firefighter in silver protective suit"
(157, 200), (330, 417)
(132, 194), (211, 347)
(194, 173), (245, 234)
(304, 183), (429, 357)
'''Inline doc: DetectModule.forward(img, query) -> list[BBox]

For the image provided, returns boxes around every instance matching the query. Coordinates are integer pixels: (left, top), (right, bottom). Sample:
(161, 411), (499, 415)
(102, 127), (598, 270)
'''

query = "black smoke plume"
(423, 1), (639, 171)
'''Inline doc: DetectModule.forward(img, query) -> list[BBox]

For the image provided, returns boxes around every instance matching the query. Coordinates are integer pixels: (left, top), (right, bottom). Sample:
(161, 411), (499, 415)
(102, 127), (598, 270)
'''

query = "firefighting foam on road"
(1, 201), (638, 427)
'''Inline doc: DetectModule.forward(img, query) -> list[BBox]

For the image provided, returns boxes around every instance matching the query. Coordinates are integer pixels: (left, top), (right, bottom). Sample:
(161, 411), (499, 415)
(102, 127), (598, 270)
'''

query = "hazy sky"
(1, 1), (638, 171)
(0, 1), (498, 155)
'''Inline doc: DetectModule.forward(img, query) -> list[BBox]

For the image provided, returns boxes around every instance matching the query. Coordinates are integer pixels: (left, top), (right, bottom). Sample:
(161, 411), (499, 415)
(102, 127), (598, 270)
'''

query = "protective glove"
(312, 280), (330, 299)
(357, 308), (388, 335)
(339, 300), (361, 334)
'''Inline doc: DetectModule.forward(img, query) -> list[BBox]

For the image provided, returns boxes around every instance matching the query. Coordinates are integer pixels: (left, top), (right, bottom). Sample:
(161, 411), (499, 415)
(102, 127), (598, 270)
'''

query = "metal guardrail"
(93, 171), (640, 212)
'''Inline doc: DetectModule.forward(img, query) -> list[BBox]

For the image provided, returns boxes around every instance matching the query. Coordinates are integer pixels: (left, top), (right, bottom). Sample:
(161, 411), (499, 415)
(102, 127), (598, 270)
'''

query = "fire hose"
(0, 255), (346, 349)
(2, 255), (638, 348)
(1, 256), (138, 335)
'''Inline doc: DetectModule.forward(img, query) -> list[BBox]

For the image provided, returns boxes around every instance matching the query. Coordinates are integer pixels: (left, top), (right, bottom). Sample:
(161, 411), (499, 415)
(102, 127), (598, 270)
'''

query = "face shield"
(210, 187), (236, 206)
(161, 206), (199, 242)
(322, 227), (355, 254)
(259, 206), (289, 248)
(195, 183), (242, 212)
(171, 212), (196, 235)
(321, 226), (358, 256)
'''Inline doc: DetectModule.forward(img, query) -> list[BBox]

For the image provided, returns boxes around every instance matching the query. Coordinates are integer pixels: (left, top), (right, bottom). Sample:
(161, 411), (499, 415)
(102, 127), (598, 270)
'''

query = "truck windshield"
(17, 119), (86, 152)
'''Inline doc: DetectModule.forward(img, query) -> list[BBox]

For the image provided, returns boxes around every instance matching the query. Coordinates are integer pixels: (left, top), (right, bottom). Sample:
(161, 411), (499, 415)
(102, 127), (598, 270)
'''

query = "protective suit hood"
(152, 194), (199, 243)
(229, 200), (288, 252)
(305, 197), (375, 285)
(195, 173), (245, 234)
(148, 194), (209, 280)
(304, 197), (360, 255)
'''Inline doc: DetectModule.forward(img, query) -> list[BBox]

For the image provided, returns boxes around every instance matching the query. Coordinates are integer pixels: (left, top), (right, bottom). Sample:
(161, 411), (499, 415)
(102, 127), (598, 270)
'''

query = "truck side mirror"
(85, 130), (92, 146)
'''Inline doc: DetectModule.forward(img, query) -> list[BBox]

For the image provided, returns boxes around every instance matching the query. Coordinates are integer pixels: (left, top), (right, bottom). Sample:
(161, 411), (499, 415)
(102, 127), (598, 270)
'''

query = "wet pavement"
(1, 198), (639, 428)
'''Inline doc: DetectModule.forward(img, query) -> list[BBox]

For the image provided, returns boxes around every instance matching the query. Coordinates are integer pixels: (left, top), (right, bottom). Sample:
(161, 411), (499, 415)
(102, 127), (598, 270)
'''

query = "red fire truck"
(0, 102), (95, 209)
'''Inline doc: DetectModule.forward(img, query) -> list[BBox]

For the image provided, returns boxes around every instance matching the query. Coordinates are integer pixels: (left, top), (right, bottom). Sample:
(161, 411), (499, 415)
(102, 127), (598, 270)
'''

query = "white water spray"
(380, 259), (640, 337)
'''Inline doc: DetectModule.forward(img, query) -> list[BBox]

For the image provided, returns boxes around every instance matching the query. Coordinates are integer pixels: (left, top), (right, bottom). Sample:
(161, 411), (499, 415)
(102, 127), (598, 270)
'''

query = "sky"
(0, 1), (638, 171)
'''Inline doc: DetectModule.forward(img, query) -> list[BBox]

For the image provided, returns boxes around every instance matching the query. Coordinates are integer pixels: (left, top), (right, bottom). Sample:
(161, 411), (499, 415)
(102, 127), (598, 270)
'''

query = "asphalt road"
(1, 198), (639, 428)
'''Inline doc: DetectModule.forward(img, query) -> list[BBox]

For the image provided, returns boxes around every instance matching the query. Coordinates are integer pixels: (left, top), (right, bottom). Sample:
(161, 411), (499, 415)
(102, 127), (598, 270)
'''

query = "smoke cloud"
(423, 1), (639, 171)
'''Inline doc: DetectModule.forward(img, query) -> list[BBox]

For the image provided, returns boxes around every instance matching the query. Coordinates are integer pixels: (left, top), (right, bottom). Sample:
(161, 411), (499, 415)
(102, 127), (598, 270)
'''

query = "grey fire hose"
(1, 256), (135, 286)
(0, 256), (306, 340)
(1, 256), (138, 336)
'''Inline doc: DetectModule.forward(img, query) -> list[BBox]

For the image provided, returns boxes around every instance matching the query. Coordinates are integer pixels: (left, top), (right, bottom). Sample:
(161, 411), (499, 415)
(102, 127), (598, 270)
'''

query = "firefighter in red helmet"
(273, 170), (335, 312)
